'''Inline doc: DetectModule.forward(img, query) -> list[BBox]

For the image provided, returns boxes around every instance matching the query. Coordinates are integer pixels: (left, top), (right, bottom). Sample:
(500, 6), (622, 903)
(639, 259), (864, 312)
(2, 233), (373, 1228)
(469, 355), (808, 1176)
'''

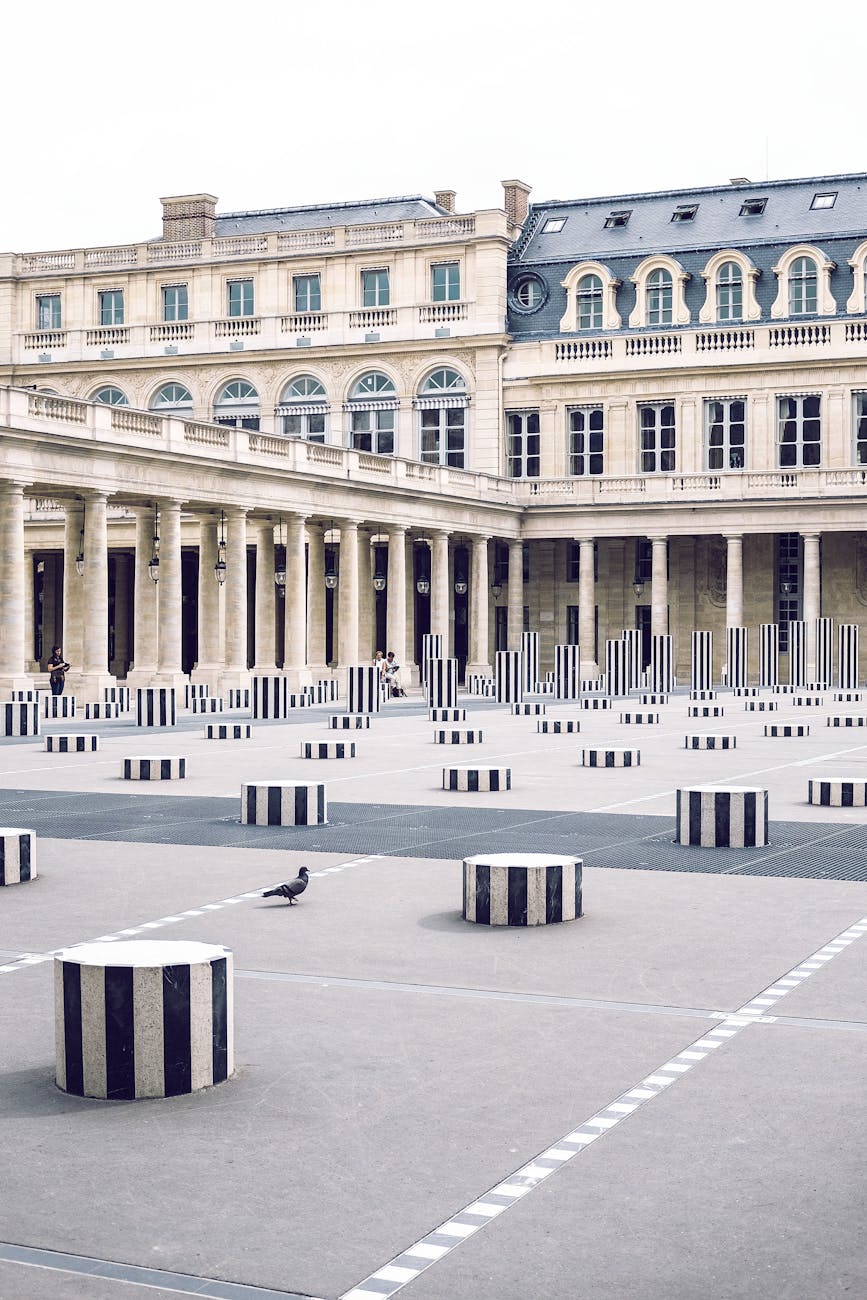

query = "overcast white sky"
(2, 0), (863, 252)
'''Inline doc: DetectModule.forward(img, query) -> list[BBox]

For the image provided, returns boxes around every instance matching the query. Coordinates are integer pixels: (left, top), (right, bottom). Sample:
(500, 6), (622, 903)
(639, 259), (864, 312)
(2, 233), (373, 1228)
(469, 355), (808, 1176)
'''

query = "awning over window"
(414, 395), (470, 410)
(276, 403), (330, 416)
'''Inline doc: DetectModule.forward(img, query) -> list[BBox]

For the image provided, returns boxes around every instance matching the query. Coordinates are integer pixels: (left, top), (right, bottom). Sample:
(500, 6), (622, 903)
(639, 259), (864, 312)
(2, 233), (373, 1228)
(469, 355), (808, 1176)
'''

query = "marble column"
(306, 524), (327, 672)
(62, 502), (85, 677)
(253, 520), (276, 672)
(802, 532), (821, 677)
(431, 530), (451, 649)
(724, 533), (744, 628)
(283, 513), (309, 685)
(578, 537), (598, 676)
(507, 539), (523, 651)
(0, 481), (30, 690)
(337, 519), (360, 667)
(191, 517), (223, 690)
(650, 536), (669, 638)
(127, 507), (159, 686)
(386, 526), (407, 667)
(358, 528), (375, 658)
(222, 508), (250, 688)
(466, 533), (492, 677)
(23, 548), (36, 671)
(153, 498), (185, 687)
(404, 533), (417, 683)
(80, 491), (115, 699)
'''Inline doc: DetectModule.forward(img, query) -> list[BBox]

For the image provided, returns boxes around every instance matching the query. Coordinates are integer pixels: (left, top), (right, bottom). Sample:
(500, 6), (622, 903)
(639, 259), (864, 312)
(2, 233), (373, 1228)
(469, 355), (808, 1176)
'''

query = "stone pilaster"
(337, 519), (359, 667)
(650, 536), (669, 638)
(221, 508), (250, 691)
(0, 482), (31, 691)
(126, 507), (159, 686)
(283, 514), (309, 687)
(466, 534), (492, 677)
(507, 539), (523, 651)
(253, 520), (276, 672)
(578, 537), (598, 676)
(191, 517), (223, 691)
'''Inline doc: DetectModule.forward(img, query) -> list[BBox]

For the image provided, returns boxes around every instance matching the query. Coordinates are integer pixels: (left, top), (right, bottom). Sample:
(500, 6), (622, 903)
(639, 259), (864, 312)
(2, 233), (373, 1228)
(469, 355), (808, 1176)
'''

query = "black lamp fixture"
(148, 504), (160, 583)
(324, 521), (338, 590)
(372, 541), (387, 592)
(780, 579), (794, 596)
(632, 578), (645, 598)
(490, 578), (503, 600)
(214, 510), (227, 585)
(453, 535), (468, 596)
(274, 517), (286, 591)
(75, 501), (85, 576)
(416, 533), (430, 596)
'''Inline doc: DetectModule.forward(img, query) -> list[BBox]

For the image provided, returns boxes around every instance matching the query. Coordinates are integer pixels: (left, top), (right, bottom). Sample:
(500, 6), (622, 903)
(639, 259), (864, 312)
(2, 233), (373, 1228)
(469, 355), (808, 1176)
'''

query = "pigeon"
(263, 867), (309, 905)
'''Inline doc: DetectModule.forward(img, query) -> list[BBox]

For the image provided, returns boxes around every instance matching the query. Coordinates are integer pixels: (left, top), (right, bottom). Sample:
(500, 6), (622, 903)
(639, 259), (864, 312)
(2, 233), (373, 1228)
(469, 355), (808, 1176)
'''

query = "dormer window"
(671, 204), (698, 223)
(541, 217), (566, 233)
(604, 210), (631, 228)
(739, 197), (767, 216)
(811, 192), (837, 210)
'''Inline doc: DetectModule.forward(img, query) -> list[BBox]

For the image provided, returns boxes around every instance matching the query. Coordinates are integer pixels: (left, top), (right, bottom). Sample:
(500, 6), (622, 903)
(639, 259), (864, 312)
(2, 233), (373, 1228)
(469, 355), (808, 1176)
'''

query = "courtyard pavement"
(1, 686), (866, 1299)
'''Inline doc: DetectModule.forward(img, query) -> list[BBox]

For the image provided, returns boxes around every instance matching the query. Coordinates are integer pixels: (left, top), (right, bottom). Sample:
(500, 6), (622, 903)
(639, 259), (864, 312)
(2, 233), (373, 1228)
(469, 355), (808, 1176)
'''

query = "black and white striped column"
(347, 665), (381, 714)
(11, 689), (42, 702)
(421, 634), (444, 689)
(54, 939), (233, 1099)
(191, 697), (224, 714)
(538, 719), (580, 733)
(815, 617), (833, 688)
(688, 704), (724, 718)
(46, 735), (99, 753)
(619, 712), (659, 725)
(581, 696), (612, 710)
(685, 735), (736, 749)
(691, 631), (713, 691)
(206, 724), (252, 740)
(726, 627), (748, 689)
(184, 683), (210, 708)
(838, 624), (859, 690)
(434, 728), (483, 744)
(104, 686), (131, 711)
(808, 778), (867, 807)
(554, 644), (580, 700)
(582, 748), (640, 767)
(621, 629), (641, 691)
(226, 688), (250, 710)
(303, 680), (340, 704)
(521, 631), (539, 696)
(512, 702), (546, 716)
(1, 702), (40, 736)
(466, 674), (496, 697)
(0, 828), (35, 885)
(329, 714), (371, 729)
(605, 639), (627, 698)
(827, 715), (867, 727)
(759, 623), (780, 688)
(135, 688), (176, 727)
(44, 695), (76, 719)
(301, 741), (355, 759)
(430, 707), (466, 722)
(765, 724), (809, 737)
(462, 854), (582, 926)
(495, 650), (522, 704)
(252, 675), (288, 720)
(426, 658), (458, 708)
(745, 699), (778, 711)
(788, 620), (807, 687)
(649, 634), (674, 693)
(123, 757), (186, 781)
(675, 786), (768, 847)
(444, 766), (511, 792)
(85, 703), (120, 721)
(241, 781), (327, 825)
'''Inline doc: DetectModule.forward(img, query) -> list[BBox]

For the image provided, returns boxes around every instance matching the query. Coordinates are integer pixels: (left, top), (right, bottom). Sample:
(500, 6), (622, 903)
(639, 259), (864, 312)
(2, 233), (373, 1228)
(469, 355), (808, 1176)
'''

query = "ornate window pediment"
(628, 255), (690, 328)
(770, 244), (836, 319)
(846, 240), (867, 315)
(699, 250), (761, 323)
(559, 261), (620, 332)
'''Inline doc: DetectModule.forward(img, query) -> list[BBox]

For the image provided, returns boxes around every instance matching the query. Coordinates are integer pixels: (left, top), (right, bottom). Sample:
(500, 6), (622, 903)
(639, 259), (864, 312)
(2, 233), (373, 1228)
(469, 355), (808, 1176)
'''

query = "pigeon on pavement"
(263, 867), (309, 905)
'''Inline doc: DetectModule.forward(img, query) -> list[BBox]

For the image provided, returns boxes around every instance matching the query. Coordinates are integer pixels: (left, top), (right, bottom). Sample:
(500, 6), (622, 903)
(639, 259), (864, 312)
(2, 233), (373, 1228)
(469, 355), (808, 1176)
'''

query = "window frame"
(226, 278), (255, 318)
(504, 409), (541, 479)
(558, 261), (621, 332)
(628, 256), (690, 329)
(430, 261), (461, 302)
(704, 397), (747, 470)
(91, 385), (129, 406)
(213, 378), (260, 430)
(149, 382), (194, 414)
(98, 288), (124, 326)
(698, 250), (761, 324)
(637, 401), (677, 474)
(776, 393), (822, 469)
(278, 374), (328, 442)
(854, 392), (867, 465)
(361, 267), (390, 308)
(568, 405), (604, 476)
(770, 244), (836, 319)
(788, 256), (818, 316)
(293, 273), (322, 314)
(162, 283), (189, 322)
(35, 293), (61, 330)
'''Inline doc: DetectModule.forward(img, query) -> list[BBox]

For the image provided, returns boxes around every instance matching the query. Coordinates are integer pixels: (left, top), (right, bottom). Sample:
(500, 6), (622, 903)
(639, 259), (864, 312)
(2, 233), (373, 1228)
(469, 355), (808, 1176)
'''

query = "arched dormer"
(628, 255), (690, 329)
(847, 240), (867, 314)
(770, 244), (836, 319)
(698, 250), (761, 324)
(559, 261), (621, 332)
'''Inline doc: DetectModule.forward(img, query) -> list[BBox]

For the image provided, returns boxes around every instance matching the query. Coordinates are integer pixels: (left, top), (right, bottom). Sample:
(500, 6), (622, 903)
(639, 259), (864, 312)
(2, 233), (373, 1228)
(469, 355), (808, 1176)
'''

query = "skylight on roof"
(739, 197), (767, 216)
(671, 204), (698, 223)
(811, 192), (837, 210)
(541, 217), (566, 233)
(604, 209), (632, 228)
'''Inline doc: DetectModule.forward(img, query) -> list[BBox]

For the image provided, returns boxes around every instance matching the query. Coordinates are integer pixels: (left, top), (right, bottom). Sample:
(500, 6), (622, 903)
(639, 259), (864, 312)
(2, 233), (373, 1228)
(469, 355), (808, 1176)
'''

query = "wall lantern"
(274, 517), (286, 590)
(324, 521), (338, 589)
(214, 510), (227, 585)
(490, 580), (503, 600)
(632, 579), (645, 598)
(148, 504), (160, 582)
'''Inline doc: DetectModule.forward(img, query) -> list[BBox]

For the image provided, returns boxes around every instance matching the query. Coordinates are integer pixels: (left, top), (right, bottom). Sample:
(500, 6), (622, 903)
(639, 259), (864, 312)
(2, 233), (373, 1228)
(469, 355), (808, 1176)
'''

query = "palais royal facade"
(1, 172), (866, 698)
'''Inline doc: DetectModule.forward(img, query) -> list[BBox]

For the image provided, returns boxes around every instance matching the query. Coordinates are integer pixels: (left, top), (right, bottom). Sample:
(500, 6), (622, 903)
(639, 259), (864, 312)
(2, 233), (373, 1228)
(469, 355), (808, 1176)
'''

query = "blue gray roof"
(214, 195), (444, 235)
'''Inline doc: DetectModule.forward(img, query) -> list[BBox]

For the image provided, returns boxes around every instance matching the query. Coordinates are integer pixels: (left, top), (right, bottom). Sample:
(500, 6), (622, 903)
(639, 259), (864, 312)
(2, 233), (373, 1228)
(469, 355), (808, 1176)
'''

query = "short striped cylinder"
(329, 714), (371, 729)
(104, 686), (131, 710)
(11, 689), (42, 702)
(434, 728), (483, 744)
(252, 675), (288, 719)
(205, 724), (252, 740)
(582, 748), (640, 767)
(462, 854), (582, 926)
(0, 828), (35, 885)
(794, 696), (823, 707)
(688, 706), (724, 718)
(346, 665), (381, 714)
(619, 712), (659, 725)
(537, 719), (580, 733)
(286, 694), (311, 709)
(554, 643), (581, 700)
(640, 693), (669, 705)
(122, 757), (186, 781)
(532, 681), (555, 695)
(521, 631), (539, 695)
(45, 734), (99, 753)
(495, 650), (522, 704)
(833, 691), (863, 703)
(581, 697), (612, 710)
(226, 688), (250, 709)
(135, 688), (176, 727)
(191, 697), (224, 714)
(84, 702), (121, 720)
(773, 684), (798, 694)
(685, 734), (736, 750)
(827, 716), (867, 727)
(241, 781), (327, 826)
(808, 778), (867, 807)
(421, 634), (444, 687)
(426, 658), (458, 708)
(303, 680), (340, 704)
(581, 678), (607, 693)
(733, 687), (759, 697)
(54, 940), (233, 1100)
(443, 766), (511, 792)
(429, 708), (466, 722)
(43, 695), (76, 718)
(691, 630), (713, 691)
(690, 689), (717, 701)
(1, 702), (40, 736)
(301, 741), (355, 759)
(764, 724), (809, 737)
(745, 700), (777, 711)
(184, 683), (210, 707)
(466, 675), (495, 696)
(512, 702), (546, 716)
(676, 786), (768, 848)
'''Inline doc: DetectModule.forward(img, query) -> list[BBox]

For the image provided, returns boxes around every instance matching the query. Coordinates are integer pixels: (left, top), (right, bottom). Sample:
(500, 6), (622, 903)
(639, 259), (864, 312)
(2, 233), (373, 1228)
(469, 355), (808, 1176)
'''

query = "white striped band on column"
(1, 702), (40, 736)
(240, 781), (327, 826)
(676, 786), (768, 847)
(347, 665), (381, 715)
(690, 630), (713, 691)
(0, 828), (36, 886)
(495, 650), (522, 704)
(135, 688), (177, 727)
(554, 643), (580, 700)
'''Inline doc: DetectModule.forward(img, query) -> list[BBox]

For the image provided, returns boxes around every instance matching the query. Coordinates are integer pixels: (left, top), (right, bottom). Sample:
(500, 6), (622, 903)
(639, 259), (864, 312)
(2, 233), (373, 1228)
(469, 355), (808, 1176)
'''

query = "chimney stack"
(502, 179), (532, 228)
(160, 193), (218, 242)
(434, 189), (456, 214)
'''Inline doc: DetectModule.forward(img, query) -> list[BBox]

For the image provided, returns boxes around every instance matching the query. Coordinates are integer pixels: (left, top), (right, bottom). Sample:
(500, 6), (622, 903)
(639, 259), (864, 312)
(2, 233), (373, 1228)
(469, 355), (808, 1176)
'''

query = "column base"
(190, 666), (224, 693)
(464, 661), (493, 680)
(125, 668), (158, 688)
(0, 674), (39, 694)
(281, 667), (313, 690)
(580, 661), (600, 678)
(71, 672), (117, 704)
(149, 671), (189, 690)
(218, 669), (252, 694)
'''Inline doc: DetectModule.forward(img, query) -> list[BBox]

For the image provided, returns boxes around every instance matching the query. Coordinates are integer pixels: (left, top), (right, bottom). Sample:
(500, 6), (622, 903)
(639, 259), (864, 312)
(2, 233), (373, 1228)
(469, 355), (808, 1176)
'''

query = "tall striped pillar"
(726, 627), (748, 689)
(605, 639), (627, 698)
(760, 623), (779, 688)
(521, 631), (539, 694)
(421, 633), (444, 690)
(838, 624), (859, 690)
(649, 634), (674, 693)
(426, 658), (458, 708)
(621, 629), (641, 691)
(691, 631), (713, 691)
(495, 649), (522, 703)
(815, 617), (833, 688)
(252, 674), (288, 719)
(788, 620), (807, 687)
(347, 665), (381, 714)
(554, 644), (580, 700)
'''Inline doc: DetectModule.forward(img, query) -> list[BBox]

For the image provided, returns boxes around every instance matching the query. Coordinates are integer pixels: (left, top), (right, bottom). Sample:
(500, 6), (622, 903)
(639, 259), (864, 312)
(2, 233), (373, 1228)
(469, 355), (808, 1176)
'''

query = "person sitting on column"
(47, 645), (71, 697)
(373, 649), (386, 679)
(384, 651), (405, 697)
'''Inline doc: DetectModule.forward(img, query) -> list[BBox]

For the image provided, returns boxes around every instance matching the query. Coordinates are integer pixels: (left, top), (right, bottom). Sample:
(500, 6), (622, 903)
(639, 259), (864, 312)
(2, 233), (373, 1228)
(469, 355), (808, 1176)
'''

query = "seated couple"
(373, 650), (406, 697)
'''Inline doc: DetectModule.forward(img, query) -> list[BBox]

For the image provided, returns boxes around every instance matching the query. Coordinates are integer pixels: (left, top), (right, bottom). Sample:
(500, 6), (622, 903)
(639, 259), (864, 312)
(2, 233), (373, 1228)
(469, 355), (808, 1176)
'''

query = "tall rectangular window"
(162, 284), (188, 321)
(705, 398), (746, 469)
(350, 408), (394, 455)
(777, 533), (801, 651)
(294, 274), (321, 313)
(638, 403), (676, 472)
(565, 541), (597, 581)
(431, 262), (460, 301)
(227, 279), (254, 317)
(854, 393), (867, 464)
(505, 411), (541, 478)
(36, 294), (61, 329)
(568, 407), (604, 475)
(777, 394), (821, 468)
(362, 268), (390, 307)
(493, 543), (509, 587)
(98, 290), (124, 325)
(419, 407), (466, 467)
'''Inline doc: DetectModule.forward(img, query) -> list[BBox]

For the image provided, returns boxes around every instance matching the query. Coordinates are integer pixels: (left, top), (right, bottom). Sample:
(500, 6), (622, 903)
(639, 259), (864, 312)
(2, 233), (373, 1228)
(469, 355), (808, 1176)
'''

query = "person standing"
(47, 645), (70, 696)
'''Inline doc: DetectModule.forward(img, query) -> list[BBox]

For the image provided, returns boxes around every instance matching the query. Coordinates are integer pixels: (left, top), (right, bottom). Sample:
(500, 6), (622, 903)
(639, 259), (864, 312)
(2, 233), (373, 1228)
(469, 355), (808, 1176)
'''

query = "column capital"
(80, 488), (109, 504)
(801, 531), (821, 542)
(471, 532), (491, 545)
(721, 531), (744, 541)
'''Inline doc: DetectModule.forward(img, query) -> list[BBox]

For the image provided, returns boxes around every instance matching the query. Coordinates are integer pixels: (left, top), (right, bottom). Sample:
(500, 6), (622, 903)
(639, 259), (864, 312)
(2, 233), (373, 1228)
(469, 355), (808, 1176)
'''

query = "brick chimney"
(434, 189), (456, 214)
(502, 179), (532, 227)
(160, 193), (218, 242)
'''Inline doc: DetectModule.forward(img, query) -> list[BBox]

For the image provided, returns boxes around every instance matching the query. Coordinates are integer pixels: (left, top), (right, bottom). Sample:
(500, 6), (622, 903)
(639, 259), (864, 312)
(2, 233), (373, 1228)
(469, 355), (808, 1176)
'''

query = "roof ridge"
(217, 194), (437, 220)
(529, 172), (867, 212)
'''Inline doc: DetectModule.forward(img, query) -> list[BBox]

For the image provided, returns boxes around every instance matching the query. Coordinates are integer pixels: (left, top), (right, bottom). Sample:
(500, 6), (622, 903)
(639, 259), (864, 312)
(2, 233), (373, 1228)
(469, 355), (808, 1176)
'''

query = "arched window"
(715, 262), (743, 321)
(149, 382), (194, 415)
(416, 369), (468, 467)
(346, 372), (397, 455)
(576, 275), (603, 329)
(277, 375), (328, 442)
(91, 386), (129, 406)
(646, 268), (673, 326)
(788, 257), (818, 315)
(213, 379), (260, 430)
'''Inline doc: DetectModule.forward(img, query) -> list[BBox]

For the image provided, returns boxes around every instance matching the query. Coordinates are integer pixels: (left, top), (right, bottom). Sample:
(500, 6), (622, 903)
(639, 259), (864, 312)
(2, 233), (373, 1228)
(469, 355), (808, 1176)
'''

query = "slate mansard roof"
(213, 195), (445, 236)
(507, 173), (867, 338)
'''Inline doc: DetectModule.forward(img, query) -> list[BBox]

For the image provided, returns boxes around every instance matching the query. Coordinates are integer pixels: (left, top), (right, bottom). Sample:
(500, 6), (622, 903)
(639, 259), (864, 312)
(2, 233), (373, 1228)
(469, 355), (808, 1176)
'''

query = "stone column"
(431, 530), (451, 649)
(387, 525), (407, 667)
(466, 534), (492, 677)
(23, 548), (37, 671)
(127, 507), (159, 686)
(650, 536), (668, 638)
(153, 498), (185, 688)
(283, 513), (309, 686)
(578, 537), (598, 676)
(80, 491), (115, 699)
(724, 533), (744, 628)
(358, 528), (375, 658)
(62, 502), (85, 678)
(221, 508), (250, 689)
(306, 524), (327, 673)
(507, 539), (523, 651)
(253, 520), (276, 672)
(337, 519), (360, 667)
(404, 533), (418, 684)
(191, 517), (223, 691)
(0, 481), (30, 691)
(802, 532), (821, 677)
